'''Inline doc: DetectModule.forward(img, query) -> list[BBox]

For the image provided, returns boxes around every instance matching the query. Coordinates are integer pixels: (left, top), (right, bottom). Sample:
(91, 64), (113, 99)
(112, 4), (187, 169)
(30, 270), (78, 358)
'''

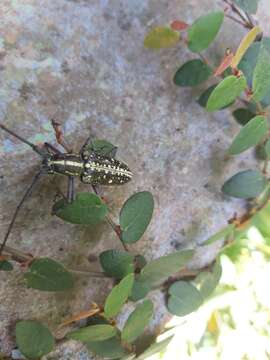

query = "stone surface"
(0, 0), (269, 358)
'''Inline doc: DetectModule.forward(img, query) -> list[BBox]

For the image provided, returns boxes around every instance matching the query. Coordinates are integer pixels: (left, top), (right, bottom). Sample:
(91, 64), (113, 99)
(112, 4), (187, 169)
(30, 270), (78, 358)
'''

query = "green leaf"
(137, 336), (174, 360)
(238, 38), (270, 85)
(206, 75), (247, 111)
(144, 26), (180, 49)
(16, 320), (55, 359)
(129, 280), (151, 301)
(232, 108), (256, 125)
(174, 59), (212, 87)
(233, 0), (260, 14)
(99, 250), (135, 279)
(222, 169), (268, 199)
(197, 84), (217, 108)
(198, 84), (234, 109)
(264, 140), (270, 158)
(228, 115), (268, 155)
(121, 355), (136, 360)
(167, 281), (203, 316)
(221, 237), (247, 262)
(197, 260), (222, 299)
(24, 258), (74, 291)
(187, 11), (224, 52)
(88, 139), (117, 157)
(120, 191), (154, 244)
(238, 42), (260, 85)
(53, 192), (107, 225)
(138, 250), (194, 287)
(122, 300), (154, 343)
(104, 273), (134, 318)
(252, 45), (270, 102)
(203, 224), (235, 245)
(67, 324), (117, 343)
(0, 260), (13, 271)
(87, 337), (127, 359)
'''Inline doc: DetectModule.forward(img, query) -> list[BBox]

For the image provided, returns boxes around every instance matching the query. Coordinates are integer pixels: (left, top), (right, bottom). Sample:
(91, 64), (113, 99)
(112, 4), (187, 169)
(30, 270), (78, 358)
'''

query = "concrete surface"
(0, 0), (269, 358)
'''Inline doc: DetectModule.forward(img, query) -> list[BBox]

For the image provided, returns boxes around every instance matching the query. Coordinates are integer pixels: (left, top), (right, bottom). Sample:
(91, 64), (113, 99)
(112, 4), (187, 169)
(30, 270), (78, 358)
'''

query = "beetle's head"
(41, 154), (55, 174)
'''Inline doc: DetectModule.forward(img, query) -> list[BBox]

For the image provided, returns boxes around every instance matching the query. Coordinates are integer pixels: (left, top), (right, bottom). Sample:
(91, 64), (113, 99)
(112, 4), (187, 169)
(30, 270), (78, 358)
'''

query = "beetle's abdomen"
(49, 154), (84, 176)
(81, 153), (132, 185)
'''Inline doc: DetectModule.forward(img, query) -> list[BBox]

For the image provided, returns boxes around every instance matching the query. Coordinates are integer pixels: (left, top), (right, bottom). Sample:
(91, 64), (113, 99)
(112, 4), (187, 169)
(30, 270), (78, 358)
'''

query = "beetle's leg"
(0, 123), (44, 156)
(67, 176), (75, 203)
(51, 119), (73, 153)
(79, 135), (93, 157)
(0, 170), (43, 255)
(91, 184), (99, 195)
(44, 142), (62, 155)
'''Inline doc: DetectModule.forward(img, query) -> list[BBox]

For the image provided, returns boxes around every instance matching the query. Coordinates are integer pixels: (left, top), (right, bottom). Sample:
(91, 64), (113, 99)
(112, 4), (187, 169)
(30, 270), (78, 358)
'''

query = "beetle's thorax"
(44, 154), (84, 176)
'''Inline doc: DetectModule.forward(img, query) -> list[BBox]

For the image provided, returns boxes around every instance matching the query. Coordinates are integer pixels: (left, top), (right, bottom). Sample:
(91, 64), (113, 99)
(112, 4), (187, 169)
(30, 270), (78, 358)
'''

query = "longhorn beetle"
(0, 121), (132, 255)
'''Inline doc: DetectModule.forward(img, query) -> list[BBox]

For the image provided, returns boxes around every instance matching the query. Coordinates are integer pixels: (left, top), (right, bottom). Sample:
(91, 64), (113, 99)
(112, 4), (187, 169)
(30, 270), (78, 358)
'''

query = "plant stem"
(0, 244), (33, 263)
(223, 0), (253, 29)
(91, 185), (129, 252)
(68, 268), (109, 278)
(225, 14), (248, 28)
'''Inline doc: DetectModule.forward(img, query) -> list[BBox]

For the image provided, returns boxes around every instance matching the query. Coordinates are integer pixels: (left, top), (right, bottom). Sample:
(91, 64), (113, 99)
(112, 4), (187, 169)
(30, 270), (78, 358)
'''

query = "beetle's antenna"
(0, 170), (43, 256)
(0, 123), (44, 156)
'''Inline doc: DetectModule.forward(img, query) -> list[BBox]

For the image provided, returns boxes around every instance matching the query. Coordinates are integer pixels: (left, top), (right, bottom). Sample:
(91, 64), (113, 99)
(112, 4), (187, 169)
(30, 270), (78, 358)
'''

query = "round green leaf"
(232, 108), (256, 125)
(233, 0), (259, 14)
(238, 42), (260, 85)
(228, 115), (268, 155)
(120, 191), (154, 244)
(67, 324), (117, 343)
(197, 84), (217, 107)
(99, 250), (135, 279)
(0, 260), (13, 271)
(238, 38), (270, 85)
(88, 139), (117, 157)
(167, 281), (203, 316)
(87, 337), (127, 359)
(138, 250), (194, 287)
(196, 260), (222, 299)
(206, 75), (247, 112)
(264, 139), (270, 158)
(24, 258), (74, 291)
(104, 273), (135, 318)
(129, 279), (151, 301)
(252, 45), (270, 102)
(122, 300), (154, 343)
(53, 192), (107, 225)
(174, 59), (212, 87)
(137, 336), (173, 360)
(16, 320), (55, 359)
(222, 169), (268, 199)
(144, 26), (180, 49)
(198, 84), (234, 109)
(187, 11), (224, 52)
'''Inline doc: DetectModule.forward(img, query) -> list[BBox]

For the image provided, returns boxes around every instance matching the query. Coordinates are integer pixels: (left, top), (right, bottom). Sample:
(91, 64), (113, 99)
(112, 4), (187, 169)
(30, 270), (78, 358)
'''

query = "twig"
(68, 269), (110, 278)
(223, 0), (253, 29)
(198, 52), (209, 65)
(225, 14), (249, 28)
(91, 185), (129, 252)
(244, 11), (255, 28)
(1, 244), (33, 263)
(262, 158), (268, 175)
(51, 119), (72, 153)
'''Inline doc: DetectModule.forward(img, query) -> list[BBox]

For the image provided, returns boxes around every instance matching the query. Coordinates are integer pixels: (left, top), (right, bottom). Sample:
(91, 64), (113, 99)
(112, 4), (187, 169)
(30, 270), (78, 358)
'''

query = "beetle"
(0, 121), (132, 254)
